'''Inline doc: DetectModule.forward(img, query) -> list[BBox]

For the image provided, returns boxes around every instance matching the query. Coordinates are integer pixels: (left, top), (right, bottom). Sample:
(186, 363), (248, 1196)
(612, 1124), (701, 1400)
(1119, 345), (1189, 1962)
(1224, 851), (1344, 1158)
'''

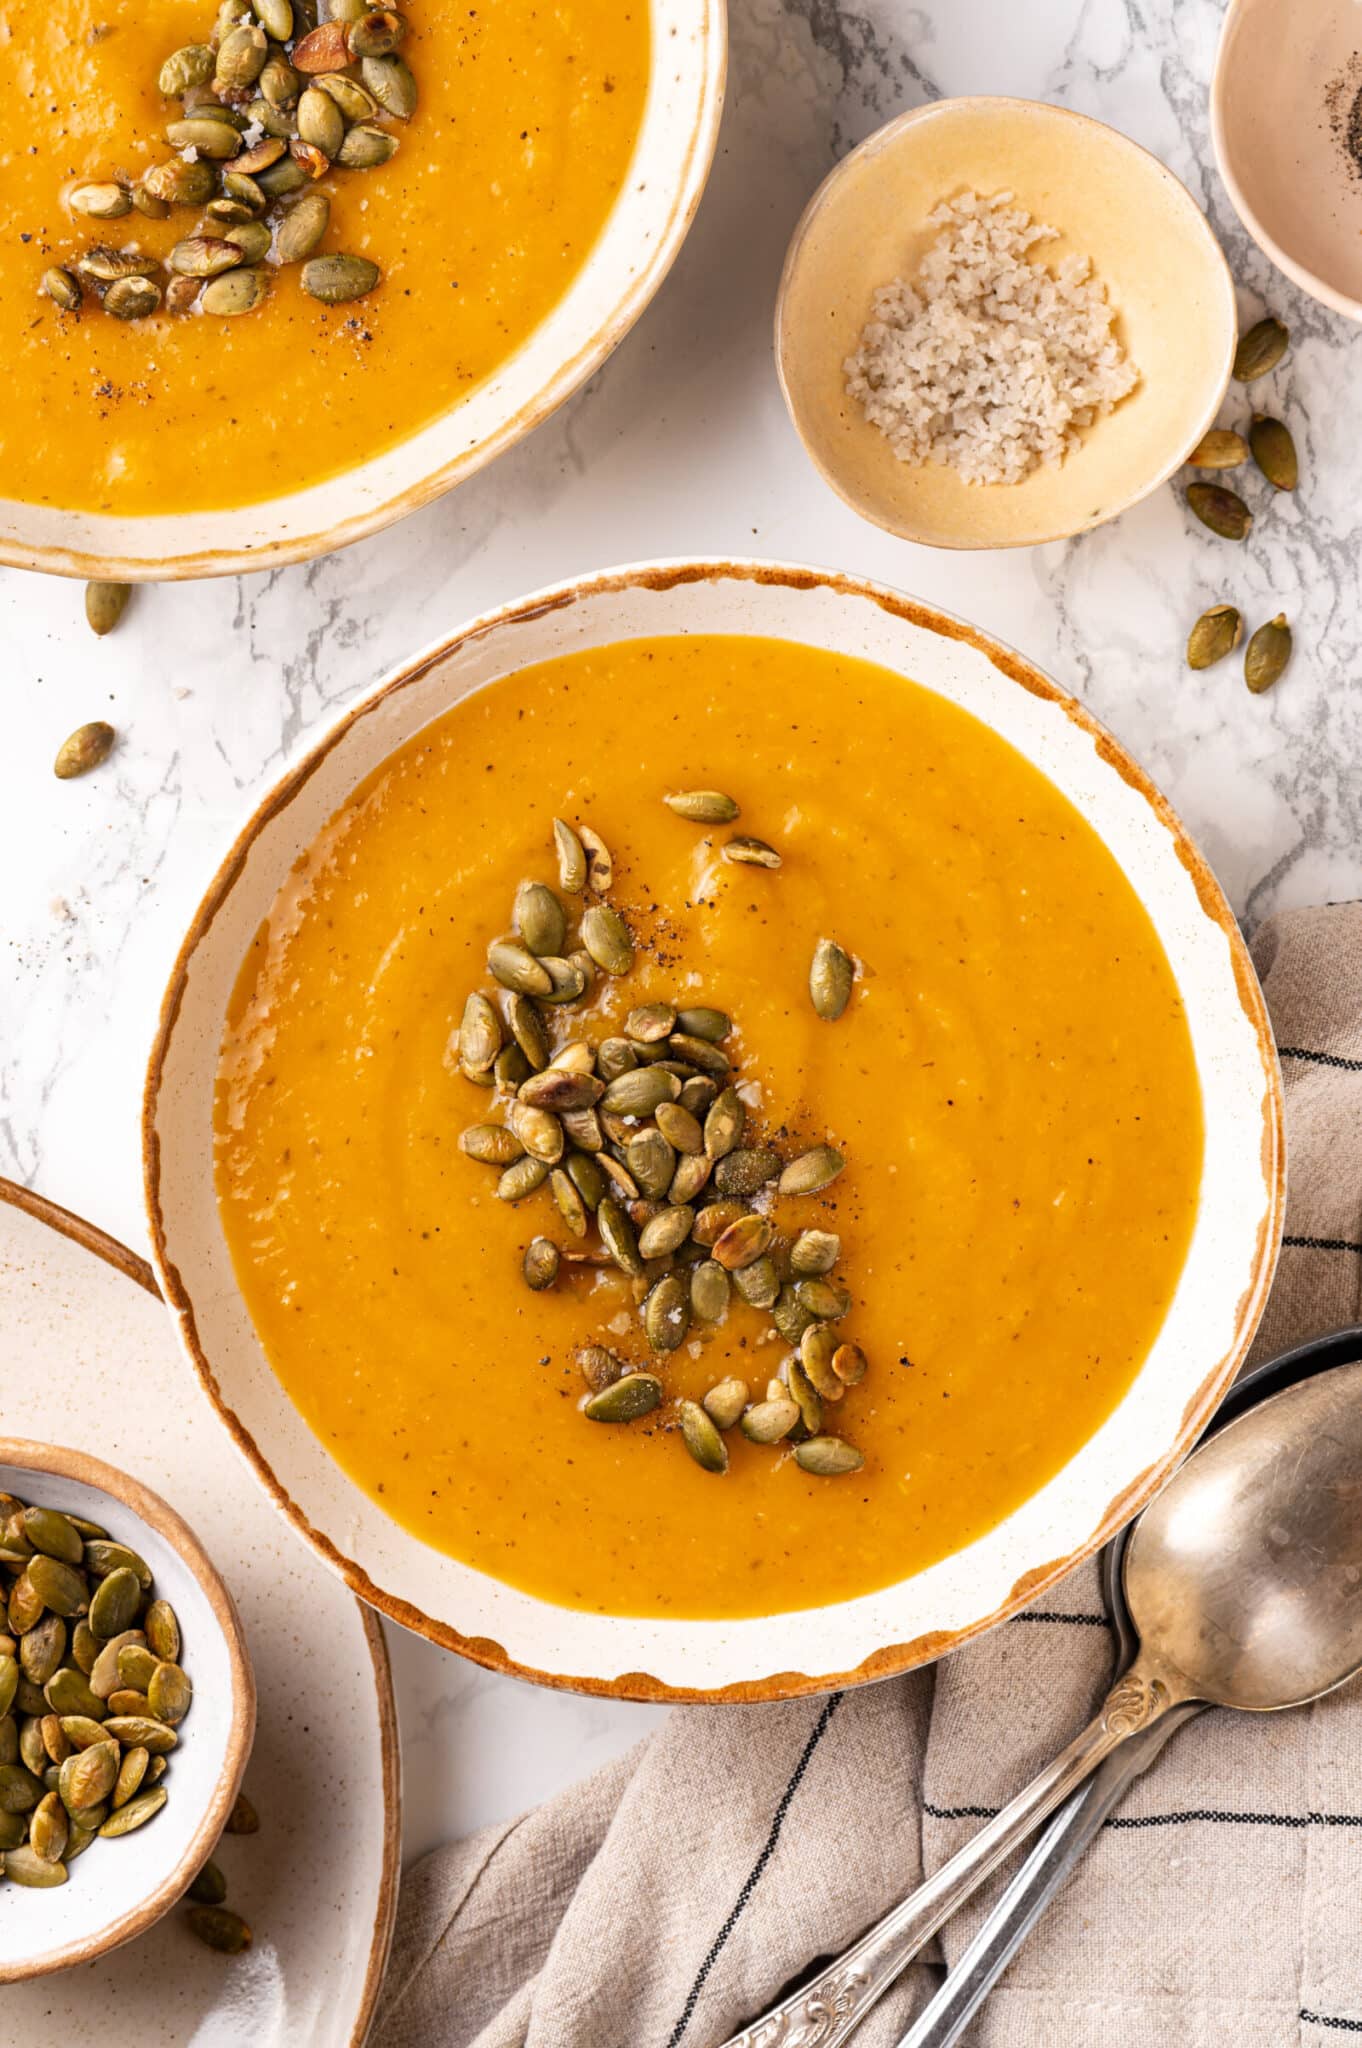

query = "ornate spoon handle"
(716, 1662), (1176, 2048)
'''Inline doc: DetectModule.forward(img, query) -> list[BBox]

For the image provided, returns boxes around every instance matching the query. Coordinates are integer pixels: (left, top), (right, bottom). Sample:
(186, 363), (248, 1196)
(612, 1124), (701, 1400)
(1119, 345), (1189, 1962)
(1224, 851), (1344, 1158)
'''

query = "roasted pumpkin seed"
(1233, 316), (1288, 383)
(832, 1341), (868, 1386)
(1245, 614), (1292, 694)
(259, 49), (302, 105)
(679, 1400), (728, 1474)
(292, 19), (351, 69)
(144, 1601), (180, 1664)
(69, 181), (132, 218)
(57, 718), (117, 777)
(333, 121), (399, 167)
(771, 1283), (815, 1346)
(689, 1259), (730, 1322)
(552, 817), (587, 893)
(539, 955), (589, 1004)
(795, 1276), (851, 1320)
(521, 1237), (561, 1292)
(638, 1206), (695, 1259)
(602, 1067), (679, 1117)
(187, 1904), (253, 1952)
(295, 80), (344, 154)
(188, 1855), (228, 1904)
(41, 266), (81, 311)
(19, 1615), (65, 1688)
(488, 939), (553, 998)
(583, 1373), (662, 1423)
(713, 1147), (779, 1196)
(580, 904), (633, 976)
(643, 1273), (690, 1352)
(84, 1541), (151, 1588)
(1186, 604), (1242, 671)
(579, 823), (613, 892)
(790, 1228), (839, 1275)
(702, 1088), (744, 1161)
(799, 1323), (844, 1400)
(702, 1379), (748, 1430)
(733, 1255), (779, 1309)
(625, 1002), (676, 1043)
(1249, 415), (1297, 492)
(460, 1123), (523, 1166)
(598, 1197), (644, 1277)
(360, 50), (417, 115)
(201, 266), (269, 314)
(159, 42), (216, 94)
(712, 1213), (772, 1271)
(741, 1399), (799, 1445)
(28, 1555), (88, 1618)
(214, 21), (268, 91)
(105, 275), (163, 319)
(226, 219), (272, 263)
(301, 252), (380, 303)
(565, 1151), (606, 1211)
(144, 157), (217, 205)
(88, 1567), (140, 1639)
(512, 880), (566, 958)
(577, 1344), (623, 1392)
(3, 1842), (67, 1886)
(548, 1168), (588, 1237)
(166, 115), (243, 158)
(147, 1661), (193, 1725)
(723, 835), (781, 869)
(795, 1436), (864, 1476)
(313, 69), (379, 119)
(779, 1145), (845, 1196)
(99, 1786), (167, 1836)
(1187, 428), (1247, 470)
(654, 1102), (703, 1154)
(348, 5), (406, 56)
(1187, 482), (1252, 541)
(810, 938), (855, 1021)
(663, 789), (740, 823)
(497, 1155), (550, 1203)
(224, 1790), (259, 1834)
(30, 1789), (68, 1862)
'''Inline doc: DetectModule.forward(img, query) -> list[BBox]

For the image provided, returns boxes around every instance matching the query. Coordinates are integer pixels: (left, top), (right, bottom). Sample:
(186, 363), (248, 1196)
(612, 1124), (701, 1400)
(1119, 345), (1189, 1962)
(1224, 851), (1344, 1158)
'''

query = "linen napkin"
(373, 902), (1362, 2048)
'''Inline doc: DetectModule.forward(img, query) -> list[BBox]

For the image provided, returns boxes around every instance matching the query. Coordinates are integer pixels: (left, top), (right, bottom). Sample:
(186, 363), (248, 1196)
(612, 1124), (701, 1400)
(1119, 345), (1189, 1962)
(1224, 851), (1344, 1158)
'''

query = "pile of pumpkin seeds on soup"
(456, 795), (869, 1481)
(40, 0), (416, 321)
(0, 1490), (190, 1889)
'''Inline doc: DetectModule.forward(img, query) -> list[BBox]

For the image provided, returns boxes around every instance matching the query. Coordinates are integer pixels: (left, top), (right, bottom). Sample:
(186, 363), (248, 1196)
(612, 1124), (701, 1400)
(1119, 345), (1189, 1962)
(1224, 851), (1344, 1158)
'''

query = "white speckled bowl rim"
(0, 0), (726, 581)
(143, 558), (1284, 1703)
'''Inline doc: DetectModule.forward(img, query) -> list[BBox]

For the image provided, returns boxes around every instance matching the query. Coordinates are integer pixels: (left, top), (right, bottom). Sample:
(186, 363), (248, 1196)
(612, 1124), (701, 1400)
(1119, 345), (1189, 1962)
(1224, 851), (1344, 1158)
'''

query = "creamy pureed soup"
(214, 634), (1203, 1620)
(1, 0), (649, 516)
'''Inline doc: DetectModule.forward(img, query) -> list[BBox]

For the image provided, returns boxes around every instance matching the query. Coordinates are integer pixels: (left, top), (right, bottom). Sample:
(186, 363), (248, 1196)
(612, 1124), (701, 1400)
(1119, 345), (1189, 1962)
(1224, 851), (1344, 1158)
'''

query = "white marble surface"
(3, 0), (1360, 1870)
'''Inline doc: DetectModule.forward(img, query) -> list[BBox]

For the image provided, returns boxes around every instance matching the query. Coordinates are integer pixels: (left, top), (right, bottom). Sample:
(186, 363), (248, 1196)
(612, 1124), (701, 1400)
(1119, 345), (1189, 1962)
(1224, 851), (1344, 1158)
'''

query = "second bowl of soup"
(144, 560), (1282, 1700)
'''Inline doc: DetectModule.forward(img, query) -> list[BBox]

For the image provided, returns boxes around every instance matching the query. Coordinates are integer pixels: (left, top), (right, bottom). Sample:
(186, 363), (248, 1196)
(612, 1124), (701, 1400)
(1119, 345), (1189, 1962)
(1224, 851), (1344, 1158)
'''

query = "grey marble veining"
(3, 0), (1359, 1852)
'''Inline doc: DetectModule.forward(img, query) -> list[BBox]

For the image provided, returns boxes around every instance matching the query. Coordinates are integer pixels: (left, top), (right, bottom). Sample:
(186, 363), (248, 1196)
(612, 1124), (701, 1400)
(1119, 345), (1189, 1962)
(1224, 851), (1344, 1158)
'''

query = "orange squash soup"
(214, 635), (1203, 1619)
(2, 0), (649, 516)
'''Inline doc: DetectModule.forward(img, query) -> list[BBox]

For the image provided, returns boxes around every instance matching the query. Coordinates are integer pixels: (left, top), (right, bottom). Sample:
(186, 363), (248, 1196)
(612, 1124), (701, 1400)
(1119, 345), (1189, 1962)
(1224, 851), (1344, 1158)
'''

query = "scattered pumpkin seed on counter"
(53, 722), (117, 780)
(0, 1491), (190, 1889)
(35, 0), (415, 320)
(453, 810), (871, 1480)
(1244, 614), (1293, 695)
(1186, 604), (1242, 672)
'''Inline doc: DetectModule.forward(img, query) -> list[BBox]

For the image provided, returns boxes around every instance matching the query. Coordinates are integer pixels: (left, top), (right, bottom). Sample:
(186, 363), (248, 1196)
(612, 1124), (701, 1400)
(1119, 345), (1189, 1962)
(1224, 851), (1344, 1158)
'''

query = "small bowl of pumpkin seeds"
(0, 1438), (254, 1982)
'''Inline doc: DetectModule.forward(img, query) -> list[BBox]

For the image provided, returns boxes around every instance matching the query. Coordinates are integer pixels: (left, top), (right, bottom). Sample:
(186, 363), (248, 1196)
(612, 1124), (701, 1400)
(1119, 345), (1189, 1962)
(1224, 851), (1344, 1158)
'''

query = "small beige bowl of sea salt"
(776, 98), (1238, 550)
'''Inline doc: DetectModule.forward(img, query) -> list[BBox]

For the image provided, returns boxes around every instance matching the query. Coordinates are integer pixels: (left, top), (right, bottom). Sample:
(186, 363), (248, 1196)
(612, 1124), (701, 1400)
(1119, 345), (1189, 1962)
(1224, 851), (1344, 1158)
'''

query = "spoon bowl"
(1126, 1359), (1362, 1711)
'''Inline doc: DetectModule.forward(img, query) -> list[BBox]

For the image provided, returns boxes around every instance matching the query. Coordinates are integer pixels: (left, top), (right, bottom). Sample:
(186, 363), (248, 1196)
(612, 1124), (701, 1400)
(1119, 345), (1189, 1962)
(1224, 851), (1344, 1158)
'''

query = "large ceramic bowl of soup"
(144, 560), (1283, 1701)
(0, 0), (724, 580)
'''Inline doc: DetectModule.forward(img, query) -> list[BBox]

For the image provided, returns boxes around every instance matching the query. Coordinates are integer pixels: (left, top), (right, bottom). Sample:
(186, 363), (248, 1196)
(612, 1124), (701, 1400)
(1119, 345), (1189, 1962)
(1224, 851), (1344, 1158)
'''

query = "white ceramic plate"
(144, 559), (1284, 1704)
(0, 0), (726, 581)
(0, 1181), (398, 2040)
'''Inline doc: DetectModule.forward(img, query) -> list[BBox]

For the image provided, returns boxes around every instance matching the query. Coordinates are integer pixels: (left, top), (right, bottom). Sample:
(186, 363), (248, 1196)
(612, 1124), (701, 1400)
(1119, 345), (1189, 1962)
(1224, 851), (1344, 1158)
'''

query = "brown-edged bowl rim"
(774, 96), (1239, 551)
(141, 555), (1285, 1703)
(0, 1432), (256, 1982)
(0, 0), (728, 583)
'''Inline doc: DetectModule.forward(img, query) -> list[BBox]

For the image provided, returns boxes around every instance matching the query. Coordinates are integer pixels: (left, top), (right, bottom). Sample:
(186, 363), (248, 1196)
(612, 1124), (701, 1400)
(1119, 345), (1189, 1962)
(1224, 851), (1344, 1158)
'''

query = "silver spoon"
(900, 1325), (1362, 2048)
(719, 1357), (1362, 2048)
